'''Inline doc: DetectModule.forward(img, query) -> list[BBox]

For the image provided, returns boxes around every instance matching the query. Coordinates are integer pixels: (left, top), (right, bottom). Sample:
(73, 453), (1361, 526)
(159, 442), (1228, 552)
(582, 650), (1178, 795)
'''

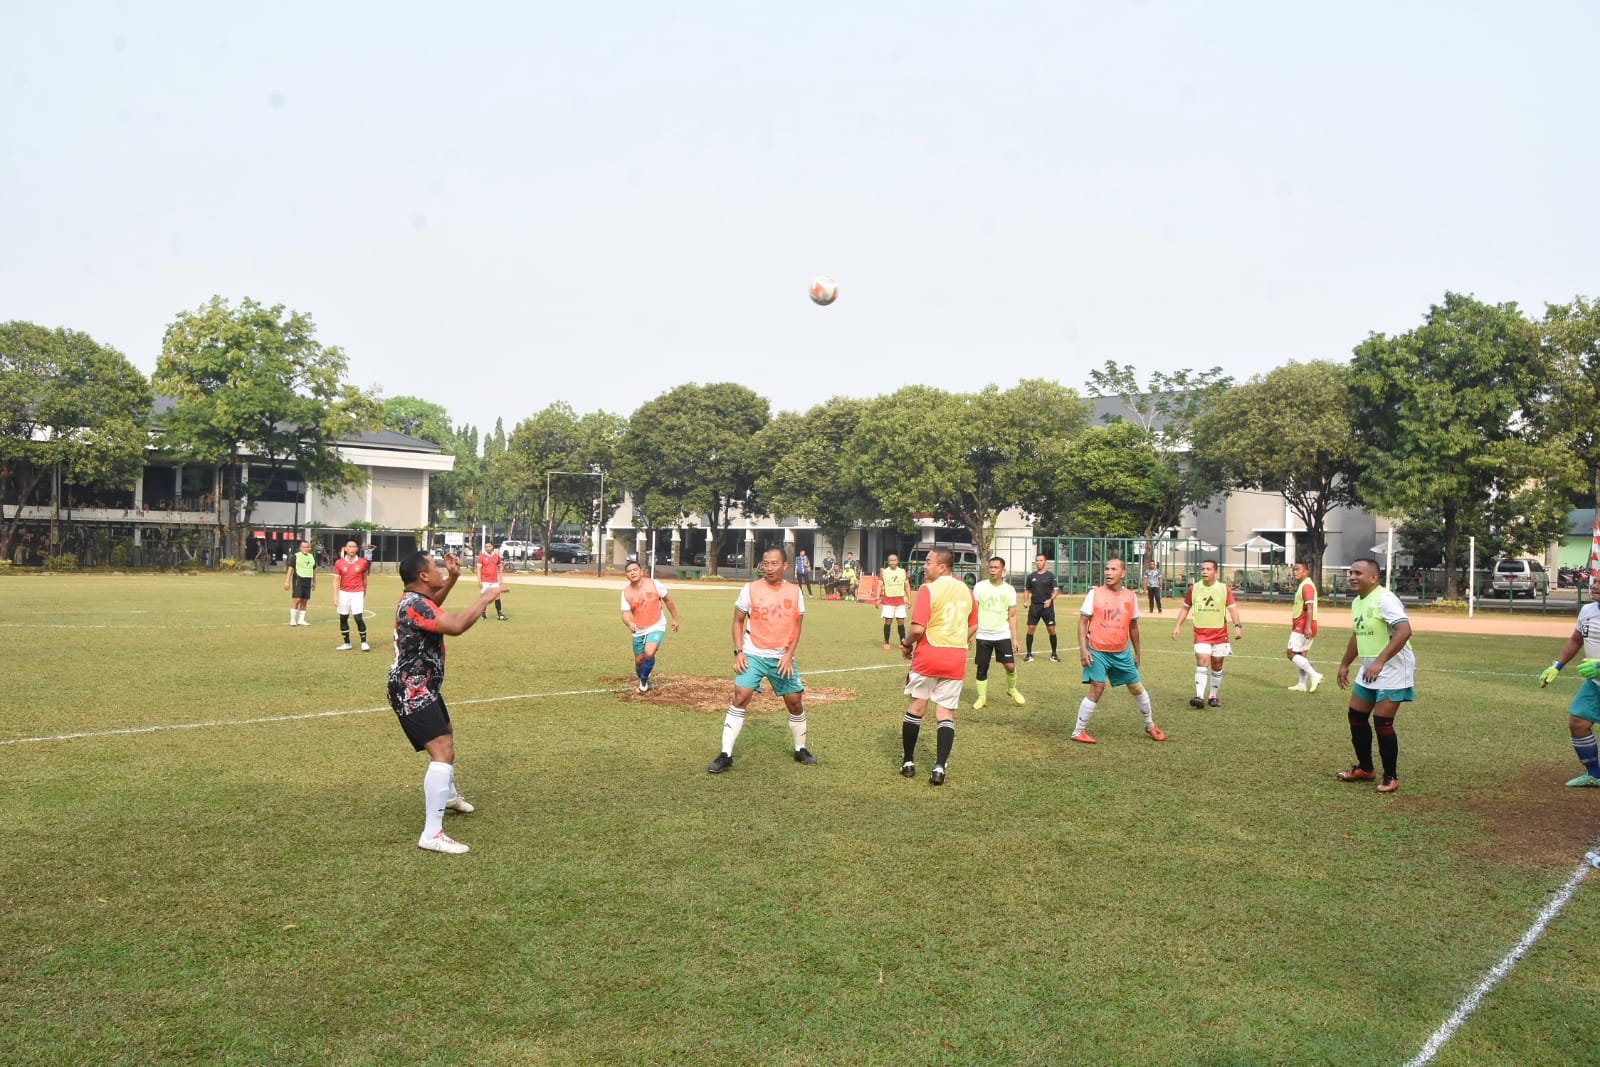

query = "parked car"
(1490, 558), (1549, 599)
(546, 542), (592, 564)
(906, 542), (982, 587)
(498, 539), (540, 561)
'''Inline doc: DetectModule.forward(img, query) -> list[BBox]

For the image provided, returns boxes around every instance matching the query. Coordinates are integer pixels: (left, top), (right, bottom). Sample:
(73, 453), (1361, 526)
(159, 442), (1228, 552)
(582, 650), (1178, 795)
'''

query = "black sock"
(495, 599), (503, 615)
(339, 613), (350, 641)
(1375, 716), (1398, 779)
(935, 720), (955, 766)
(1026, 633), (1034, 654)
(1049, 633), (1058, 653)
(1348, 709), (1373, 771)
(902, 714), (922, 764)
(355, 616), (367, 638)
(897, 623), (906, 642)
(884, 622), (892, 643)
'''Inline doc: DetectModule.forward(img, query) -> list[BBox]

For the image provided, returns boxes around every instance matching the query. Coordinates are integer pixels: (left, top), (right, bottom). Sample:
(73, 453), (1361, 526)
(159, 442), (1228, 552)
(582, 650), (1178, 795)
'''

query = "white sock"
(788, 712), (807, 751)
(289, 608), (296, 624)
(1074, 698), (1097, 734)
(298, 610), (307, 624)
(422, 761), (452, 838)
(1292, 654), (1312, 676)
(1194, 667), (1207, 698)
(1209, 670), (1224, 698)
(721, 706), (746, 756)
(1134, 691), (1154, 727)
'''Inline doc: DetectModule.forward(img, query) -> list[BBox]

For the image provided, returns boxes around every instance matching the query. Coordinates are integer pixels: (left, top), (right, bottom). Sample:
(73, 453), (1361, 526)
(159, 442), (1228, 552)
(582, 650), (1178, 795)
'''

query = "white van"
(906, 542), (982, 587)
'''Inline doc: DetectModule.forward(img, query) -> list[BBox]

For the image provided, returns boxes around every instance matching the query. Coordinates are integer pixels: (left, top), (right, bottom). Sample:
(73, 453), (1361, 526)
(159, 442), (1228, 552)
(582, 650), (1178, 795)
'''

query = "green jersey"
(974, 579), (1017, 640)
(293, 552), (316, 579)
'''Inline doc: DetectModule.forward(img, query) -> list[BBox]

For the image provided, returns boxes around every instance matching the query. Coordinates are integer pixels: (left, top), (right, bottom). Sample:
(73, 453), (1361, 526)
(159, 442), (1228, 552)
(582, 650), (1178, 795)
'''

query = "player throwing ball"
(332, 539), (371, 650)
(1073, 559), (1164, 744)
(620, 558), (680, 693)
(1335, 558), (1415, 794)
(389, 551), (504, 854)
(708, 546), (813, 773)
(1536, 577), (1600, 788)
(1172, 559), (1242, 707)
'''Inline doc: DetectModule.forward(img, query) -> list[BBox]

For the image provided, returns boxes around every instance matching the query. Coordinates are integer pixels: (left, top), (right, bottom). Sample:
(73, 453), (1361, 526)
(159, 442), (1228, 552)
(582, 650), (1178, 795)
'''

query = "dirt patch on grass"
(1439, 760), (1600, 868)
(607, 675), (860, 712)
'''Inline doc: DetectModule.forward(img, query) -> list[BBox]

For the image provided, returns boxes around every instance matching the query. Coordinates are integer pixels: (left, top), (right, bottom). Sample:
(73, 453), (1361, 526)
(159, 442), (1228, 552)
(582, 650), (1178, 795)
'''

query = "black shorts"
(1027, 603), (1056, 627)
(291, 576), (313, 599)
(975, 638), (1015, 674)
(391, 692), (452, 752)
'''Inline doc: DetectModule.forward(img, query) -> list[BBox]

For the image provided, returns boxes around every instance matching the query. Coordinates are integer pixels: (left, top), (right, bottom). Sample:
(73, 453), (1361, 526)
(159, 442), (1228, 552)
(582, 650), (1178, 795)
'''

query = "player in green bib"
(1335, 558), (1415, 794)
(284, 539), (317, 626)
(972, 557), (1024, 708)
(879, 553), (910, 650)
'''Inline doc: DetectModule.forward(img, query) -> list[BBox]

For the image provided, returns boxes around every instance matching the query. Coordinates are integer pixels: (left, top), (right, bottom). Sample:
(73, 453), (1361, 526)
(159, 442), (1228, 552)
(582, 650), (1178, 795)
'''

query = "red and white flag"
(1587, 518), (1600, 586)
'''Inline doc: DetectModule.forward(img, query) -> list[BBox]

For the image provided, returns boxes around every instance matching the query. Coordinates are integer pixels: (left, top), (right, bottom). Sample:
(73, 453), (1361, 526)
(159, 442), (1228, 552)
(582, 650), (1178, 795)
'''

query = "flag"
(1588, 518), (1600, 587)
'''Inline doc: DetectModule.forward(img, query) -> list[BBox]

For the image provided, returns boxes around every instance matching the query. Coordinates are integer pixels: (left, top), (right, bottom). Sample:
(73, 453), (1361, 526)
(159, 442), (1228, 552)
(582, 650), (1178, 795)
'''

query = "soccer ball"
(809, 276), (838, 306)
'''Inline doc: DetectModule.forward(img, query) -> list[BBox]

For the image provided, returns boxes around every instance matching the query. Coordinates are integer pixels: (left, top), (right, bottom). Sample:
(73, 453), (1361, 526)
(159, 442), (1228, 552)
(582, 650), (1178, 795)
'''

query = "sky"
(3, 1), (1597, 437)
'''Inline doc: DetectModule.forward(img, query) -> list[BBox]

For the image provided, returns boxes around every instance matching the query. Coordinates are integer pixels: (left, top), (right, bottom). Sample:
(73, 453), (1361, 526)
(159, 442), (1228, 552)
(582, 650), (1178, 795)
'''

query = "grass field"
(4, 572), (1598, 1065)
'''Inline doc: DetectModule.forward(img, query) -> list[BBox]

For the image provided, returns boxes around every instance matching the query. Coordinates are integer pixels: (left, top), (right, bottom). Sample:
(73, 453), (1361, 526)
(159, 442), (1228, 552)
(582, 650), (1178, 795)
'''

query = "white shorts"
(904, 671), (963, 710)
(336, 590), (365, 616)
(880, 603), (907, 619)
(480, 581), (501, 595)
(1286, 633), (1313, 654)
(1194, 642), (1233, 659)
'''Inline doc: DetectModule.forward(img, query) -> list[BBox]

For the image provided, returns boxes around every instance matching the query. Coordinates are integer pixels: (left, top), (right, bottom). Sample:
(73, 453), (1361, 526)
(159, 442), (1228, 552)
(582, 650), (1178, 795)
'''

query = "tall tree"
(153, 296), (380, 558)
(498, 403), (625, 572)
(1051, 421), (1173, 538)
(1190, 361), (1360, 588)
(752, 398), (880, 556)
(1347, 292), (1566, 597)
(1536, 295), (1600, 509)
(1085, 362), (1232, 536)
(381, 396), (455, 447)
(616, 383), (770, 578)
(0, 321), (153, 559)
(851, 380), (1090, 561)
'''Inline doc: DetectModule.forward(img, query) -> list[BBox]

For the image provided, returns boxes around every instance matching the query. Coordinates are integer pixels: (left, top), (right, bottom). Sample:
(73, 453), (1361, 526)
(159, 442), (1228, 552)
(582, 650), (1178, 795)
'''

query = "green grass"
(3, 573), (1598, 1065)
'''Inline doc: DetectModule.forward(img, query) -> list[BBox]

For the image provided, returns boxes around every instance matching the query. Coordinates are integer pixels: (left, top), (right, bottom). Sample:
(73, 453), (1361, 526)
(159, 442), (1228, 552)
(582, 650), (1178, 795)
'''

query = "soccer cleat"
(1049, 653), (1061, 663)
(297, 619), (312, 626)
(972, 696), (987, 710)
(900, 761), (917, 778)
(883, 643), (892, 651)
(417, 831), (469, 854)
(1189, 696), (1205, 709)
(1565, 773), (1600, 788)
(1145, 725), (1166, 742)
(1377, 776), (1400, 794)
(930, 765), (946, 786)
(1009, 689), (1026, 706)
(336, 642), (352, 651)
(360, 641), (370, 651)
(1308, 671), (1323, 693)
(637, 680), (651, 694)
(1070, 731), (1096, 744)
(793, 747), (816, 765)
(497, 614), (507, 621)
(445, 794), (474, 813)
(1337, 766), (1377, 782)
(1286, 682), (1307, 692)
(707, 752), (733, 774)
(1024, 653), (1034, 663)
(1207, 697), (1221, 708)
(481, 612), (488, 620)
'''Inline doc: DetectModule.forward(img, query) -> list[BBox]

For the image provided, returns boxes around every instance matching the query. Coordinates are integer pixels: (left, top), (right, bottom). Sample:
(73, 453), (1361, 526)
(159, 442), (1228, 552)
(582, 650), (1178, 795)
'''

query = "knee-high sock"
(1208, 670), (1224, 698)
(884, 621), (892, 643)
(1006, 670), (1018, 694)
(1049, 632), (1058, 654)
(902, 713), (922, 764)
(788, 711), (807, 751)
(1574, 732), (1600, 777)
(721, 706), (745, 756)
(1348, 709), (1373, 771)
(1194, 667), (1208, 699)
(975, 679), (988, 702)
(1375, 715), (1398, 779)
(1291, 653), (1311, 681)
(1074, 698), (1097, 734)
(935, 719), (955, 766)
(339, 613), (350, 640)
(494, 598), (503, 615)
(897, 622), (906, 642)
(354, 613), (367, 637)
(422, 761), (452, 837)
(1134, 690), (1154, 727)
(640, 656), (656, 681)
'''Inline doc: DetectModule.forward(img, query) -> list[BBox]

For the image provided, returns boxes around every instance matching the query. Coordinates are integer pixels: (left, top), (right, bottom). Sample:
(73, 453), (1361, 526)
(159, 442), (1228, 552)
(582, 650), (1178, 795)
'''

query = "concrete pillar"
(669, 528), (680, 566)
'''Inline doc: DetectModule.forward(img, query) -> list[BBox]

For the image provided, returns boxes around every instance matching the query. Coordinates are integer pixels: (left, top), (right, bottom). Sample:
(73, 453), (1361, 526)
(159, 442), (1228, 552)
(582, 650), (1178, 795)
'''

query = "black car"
(546, 542), (592, 564)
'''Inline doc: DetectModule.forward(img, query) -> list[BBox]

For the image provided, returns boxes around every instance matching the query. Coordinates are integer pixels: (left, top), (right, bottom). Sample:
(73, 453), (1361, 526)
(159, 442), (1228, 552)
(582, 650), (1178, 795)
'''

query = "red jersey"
(477, 551), (501, 583)
(333, 555), (369, 592)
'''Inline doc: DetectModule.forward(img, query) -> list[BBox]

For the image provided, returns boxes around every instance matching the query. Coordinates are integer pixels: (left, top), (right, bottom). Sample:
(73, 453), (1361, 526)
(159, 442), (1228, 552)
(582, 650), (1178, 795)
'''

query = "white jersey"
(1356, 588), (1416, 690)
(1577, 602), (1600, 691)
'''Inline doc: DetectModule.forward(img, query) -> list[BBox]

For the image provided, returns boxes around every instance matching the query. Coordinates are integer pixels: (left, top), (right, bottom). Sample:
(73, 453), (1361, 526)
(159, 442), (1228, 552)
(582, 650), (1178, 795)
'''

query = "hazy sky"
(3, 2), (1596, 436)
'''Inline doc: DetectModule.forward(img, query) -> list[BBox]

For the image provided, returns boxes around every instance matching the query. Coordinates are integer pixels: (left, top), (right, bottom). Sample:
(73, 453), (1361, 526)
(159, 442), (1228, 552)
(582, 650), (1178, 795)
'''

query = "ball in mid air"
(809, 276), (838, 306)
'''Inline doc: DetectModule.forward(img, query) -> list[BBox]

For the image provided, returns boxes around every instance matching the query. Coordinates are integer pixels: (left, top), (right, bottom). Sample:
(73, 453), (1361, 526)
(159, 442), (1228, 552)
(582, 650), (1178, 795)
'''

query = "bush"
(44, 554), (79, 572)
(1429, 597), (1470, 613)
(110, 544), (133, 567)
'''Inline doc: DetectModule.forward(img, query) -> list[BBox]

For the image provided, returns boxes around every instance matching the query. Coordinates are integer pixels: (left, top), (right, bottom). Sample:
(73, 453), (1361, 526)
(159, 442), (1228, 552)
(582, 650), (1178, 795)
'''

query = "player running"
(332, 539), (372, 650)
(1537, 577), (1600, 788)
(477, 540), (506, 621)
(388, 551), (504, 854)
(1073, 558), (1164, 744)
(1284, 561), (1323, 692)
(879, 552), (909, 650)
(972, 556), (1024, 708)
(1172, 559), (1243, 707)
(708, 546), (813, 773)
(1022, 553), (1060, 662)
(1335, 558), (1415, 794)
(620, 558), (680, 693)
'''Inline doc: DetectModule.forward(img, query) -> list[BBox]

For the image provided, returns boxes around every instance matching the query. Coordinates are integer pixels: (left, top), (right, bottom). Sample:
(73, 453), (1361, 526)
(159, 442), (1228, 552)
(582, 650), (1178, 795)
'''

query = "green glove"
(1540, 665), (1561, 688)
(1579, 659), (1600, 680)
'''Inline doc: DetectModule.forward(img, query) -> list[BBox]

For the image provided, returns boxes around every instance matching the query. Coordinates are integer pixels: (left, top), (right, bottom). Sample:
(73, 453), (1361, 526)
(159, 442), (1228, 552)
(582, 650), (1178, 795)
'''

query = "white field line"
(1402, 854), (1597, 1066)
(1, 665), (902, 748)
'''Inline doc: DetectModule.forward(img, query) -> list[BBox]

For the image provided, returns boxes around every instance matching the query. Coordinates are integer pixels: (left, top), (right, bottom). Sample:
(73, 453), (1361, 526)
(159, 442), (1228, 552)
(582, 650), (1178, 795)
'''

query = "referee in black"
(1023, 553), (1060, 662)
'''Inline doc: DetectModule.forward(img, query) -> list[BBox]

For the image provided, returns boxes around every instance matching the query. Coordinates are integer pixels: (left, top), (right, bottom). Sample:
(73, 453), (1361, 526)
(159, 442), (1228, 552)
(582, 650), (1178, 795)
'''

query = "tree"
(1347, 292), (1571, 597)
(1085, 362), (1232, 537)
(615, 383), (770, 578)
(751, 398), (879, 556)
(1190, 361), (1360, 588)
(851, 380), (1090, 561)
(1052, 421), (1173, 538)
(497, 403), (625, 572)
(1536, 295), (1600, 509)
(0, 321), (153, 559)
(153, 297), (380, 559)
(381, 396), (455, 447)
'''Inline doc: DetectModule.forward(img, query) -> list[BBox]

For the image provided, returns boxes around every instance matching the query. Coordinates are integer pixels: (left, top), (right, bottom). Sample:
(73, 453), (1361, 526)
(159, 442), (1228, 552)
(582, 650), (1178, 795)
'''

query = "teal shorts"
(1569, 682), (1600, 725)
(1082, 646), (1140, 688)
(1352, 681), (1415, 706)
(735, 654), (805, 696)
(631, 628), (666, 656)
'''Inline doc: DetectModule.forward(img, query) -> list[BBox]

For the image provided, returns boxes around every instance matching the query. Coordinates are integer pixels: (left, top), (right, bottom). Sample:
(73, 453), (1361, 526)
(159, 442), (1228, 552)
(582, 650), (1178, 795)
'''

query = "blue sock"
(642, 656), (656, 680)
(1575, 734), (1600, 777)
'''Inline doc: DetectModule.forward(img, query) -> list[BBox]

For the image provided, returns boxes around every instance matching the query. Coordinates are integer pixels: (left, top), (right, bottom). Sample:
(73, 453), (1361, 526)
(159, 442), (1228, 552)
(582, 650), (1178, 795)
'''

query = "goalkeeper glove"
(1579, 659), (1600, 681)
(1540, 664), (1561, 688)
